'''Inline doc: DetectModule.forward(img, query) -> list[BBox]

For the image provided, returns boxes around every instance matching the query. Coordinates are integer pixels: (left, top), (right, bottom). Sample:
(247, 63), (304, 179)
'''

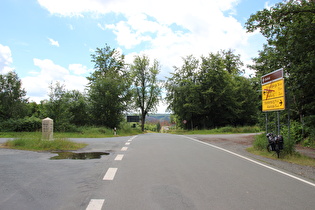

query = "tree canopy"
(87, 45), (132, 128)
(0, 71), (28, 121)
(130, 55), (162, 131)
(165, 51), (259, 129)
(246, 0), (315, 136)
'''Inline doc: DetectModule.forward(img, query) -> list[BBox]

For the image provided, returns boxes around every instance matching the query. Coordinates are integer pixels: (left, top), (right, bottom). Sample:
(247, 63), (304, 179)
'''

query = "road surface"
(1, 133), (315, 210)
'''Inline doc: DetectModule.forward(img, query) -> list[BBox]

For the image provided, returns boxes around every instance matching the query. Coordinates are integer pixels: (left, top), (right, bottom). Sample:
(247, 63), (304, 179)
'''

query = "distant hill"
(146, 114), (171, 124)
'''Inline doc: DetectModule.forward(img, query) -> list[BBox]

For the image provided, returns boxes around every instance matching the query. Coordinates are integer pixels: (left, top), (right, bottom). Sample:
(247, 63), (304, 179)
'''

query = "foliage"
(253, 132), (295, 155)
(165, 51), (259, 130)
(168, 126), (261, 135)
(302, 137), (315, 148)
(0, 71), (28, 121)
(65, 90), (90, 126)
(156, 122), (161, 132)
(247, 146), (315, 167)
(43, 82), (75, 132)
(87, 44), (131, 128)
(246, 0), (315, 139)
(130, 55), (162, 131)
(0, 116), (42, 132)
(252, 133), (269, 151)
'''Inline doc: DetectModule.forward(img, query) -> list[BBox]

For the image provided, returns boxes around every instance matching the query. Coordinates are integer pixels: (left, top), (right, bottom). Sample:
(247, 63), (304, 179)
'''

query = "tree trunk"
(141, 109), (147, 132)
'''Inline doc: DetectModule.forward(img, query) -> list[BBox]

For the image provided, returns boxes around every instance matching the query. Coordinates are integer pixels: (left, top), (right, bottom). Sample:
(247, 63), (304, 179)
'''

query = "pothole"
(50, 152), (110, 160)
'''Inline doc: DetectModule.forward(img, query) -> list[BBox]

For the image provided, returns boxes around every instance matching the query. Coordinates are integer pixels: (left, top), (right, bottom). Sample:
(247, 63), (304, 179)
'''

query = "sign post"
(261, 68), (285, 135)
(261, 68), (285, 112)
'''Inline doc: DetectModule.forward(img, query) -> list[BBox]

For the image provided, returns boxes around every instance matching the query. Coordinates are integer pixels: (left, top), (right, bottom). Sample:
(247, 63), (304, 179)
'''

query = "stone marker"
(42, 117), (53, 140)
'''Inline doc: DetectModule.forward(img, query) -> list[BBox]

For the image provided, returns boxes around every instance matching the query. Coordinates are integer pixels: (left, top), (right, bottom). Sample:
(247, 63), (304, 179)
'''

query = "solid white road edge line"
(86, 199), (105, 210)
(103, 168), (118, 180)
(115, 154), (124, 161)
(184, 136), (315, 188)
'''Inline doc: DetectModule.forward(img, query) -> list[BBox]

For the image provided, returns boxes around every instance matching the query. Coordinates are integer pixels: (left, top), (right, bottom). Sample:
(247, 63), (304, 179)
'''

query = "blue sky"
(0, 0), (282, 113)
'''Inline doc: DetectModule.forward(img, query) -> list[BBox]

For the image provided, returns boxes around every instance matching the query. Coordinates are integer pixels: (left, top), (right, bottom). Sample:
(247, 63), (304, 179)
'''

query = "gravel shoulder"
(187, 133), (315, 182)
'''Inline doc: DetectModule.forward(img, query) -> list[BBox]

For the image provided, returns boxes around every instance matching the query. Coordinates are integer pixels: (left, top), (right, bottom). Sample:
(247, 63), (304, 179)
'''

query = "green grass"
(246, 147), (315, 167)
(0, 126), (142, 138)
(3, 138), (87, 151)
(168, 126), (261, 135)
(0, 125), (142, 151)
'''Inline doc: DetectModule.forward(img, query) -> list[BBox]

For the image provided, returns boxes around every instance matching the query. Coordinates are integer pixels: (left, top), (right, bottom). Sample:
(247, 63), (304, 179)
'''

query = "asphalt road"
(1, 133), (315, 210)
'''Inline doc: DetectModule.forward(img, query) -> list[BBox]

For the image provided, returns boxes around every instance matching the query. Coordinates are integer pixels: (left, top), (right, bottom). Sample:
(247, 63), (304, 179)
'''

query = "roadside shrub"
(289, 121), (303, 143)
(216, 126), (261, 133)
(0, 116), (42, 132)
(253, 132), (296, 155)
(54, 122), (80, 132)
(253, 133), (268, 151)
(302, 138), (315, 148)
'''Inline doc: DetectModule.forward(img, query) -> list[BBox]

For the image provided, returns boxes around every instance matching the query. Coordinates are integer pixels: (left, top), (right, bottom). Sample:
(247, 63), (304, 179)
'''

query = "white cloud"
(37, 0), (108, 17)
(37, 0), (263, 79)
(40, 0), (253, 71)
(22, 58), (89, 103)
(48, 38), (60, 47)
(69, 63), (90, 75)
(0, 44), (14, 74)
(97, 23), (106, 30)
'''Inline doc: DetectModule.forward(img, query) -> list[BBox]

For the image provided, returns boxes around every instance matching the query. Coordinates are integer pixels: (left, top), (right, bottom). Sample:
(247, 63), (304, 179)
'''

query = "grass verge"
(246, 147), (315, 167)
(0, 126), (142, 139)
(2, 138), (87, 151)
(249, 133), (315, 167)
(168, 126), (261, 135)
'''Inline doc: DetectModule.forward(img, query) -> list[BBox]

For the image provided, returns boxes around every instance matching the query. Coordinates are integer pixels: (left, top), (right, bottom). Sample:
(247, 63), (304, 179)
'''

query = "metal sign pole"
(277, 111), (280, 135)
(266, 112), (268, 134)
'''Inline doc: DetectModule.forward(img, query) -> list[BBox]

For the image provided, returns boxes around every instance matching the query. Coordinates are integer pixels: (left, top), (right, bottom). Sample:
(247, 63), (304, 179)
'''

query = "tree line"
(1, 0), (314, 143)
(165, 51), (259, 129)
(0, 45), (161, 132)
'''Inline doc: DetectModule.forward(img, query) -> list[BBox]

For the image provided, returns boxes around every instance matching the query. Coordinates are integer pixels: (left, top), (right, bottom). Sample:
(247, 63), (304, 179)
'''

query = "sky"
(0, 0), (283, 113)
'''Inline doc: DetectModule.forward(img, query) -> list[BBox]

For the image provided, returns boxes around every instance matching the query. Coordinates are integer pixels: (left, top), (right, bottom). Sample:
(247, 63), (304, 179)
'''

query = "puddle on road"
(50, 152), (110, 160)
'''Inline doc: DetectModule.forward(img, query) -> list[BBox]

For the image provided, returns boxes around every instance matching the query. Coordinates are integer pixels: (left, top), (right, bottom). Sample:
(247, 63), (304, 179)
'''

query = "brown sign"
(261, 68), (283, 85)
(262, 79), (285, 111)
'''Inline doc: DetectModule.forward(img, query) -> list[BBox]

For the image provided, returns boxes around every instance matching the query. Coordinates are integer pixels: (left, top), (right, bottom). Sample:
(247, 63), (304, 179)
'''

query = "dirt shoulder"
(187, 133), (315, 182)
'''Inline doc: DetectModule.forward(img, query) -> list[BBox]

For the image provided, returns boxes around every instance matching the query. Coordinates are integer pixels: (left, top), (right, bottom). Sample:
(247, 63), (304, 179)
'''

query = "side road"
(188, 133), (315, 182)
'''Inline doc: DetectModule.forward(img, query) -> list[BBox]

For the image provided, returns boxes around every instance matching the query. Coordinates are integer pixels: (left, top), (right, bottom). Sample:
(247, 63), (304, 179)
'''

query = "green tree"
(0, 71), (28, 120)
(221, 49), (244, 75)
(165, 55), (202, 129)
(65, 90), (89, 126)
(246, 0), (315, 137)
(166, 51), (258, 129)
(87, 44), (131, 128)
(130, 55), (162, 131)
(44, 82), (73, 131)
(156, 121), (161, 132)
(199, 52), (237, 127)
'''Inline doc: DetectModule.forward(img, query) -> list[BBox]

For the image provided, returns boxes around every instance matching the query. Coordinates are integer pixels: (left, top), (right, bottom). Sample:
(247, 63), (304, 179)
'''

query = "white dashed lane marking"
(103, 168), (118, 180)
(125, 142), (130, 145)
(86, 199), (105, 210)
(128, 135), (137, 142)
(115, 154), (124, 161)
(121, 147), (128, 151)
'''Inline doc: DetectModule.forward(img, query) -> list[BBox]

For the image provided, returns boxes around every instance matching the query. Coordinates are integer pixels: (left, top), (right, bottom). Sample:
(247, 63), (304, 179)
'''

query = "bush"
(215, 126), (261, 133)
(289, 121), (303, 143)
(0, 116), (42, 132)
(253, 133), (268, 151)
(253, 132), (295, 155)
(54, 122), (79, 132)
